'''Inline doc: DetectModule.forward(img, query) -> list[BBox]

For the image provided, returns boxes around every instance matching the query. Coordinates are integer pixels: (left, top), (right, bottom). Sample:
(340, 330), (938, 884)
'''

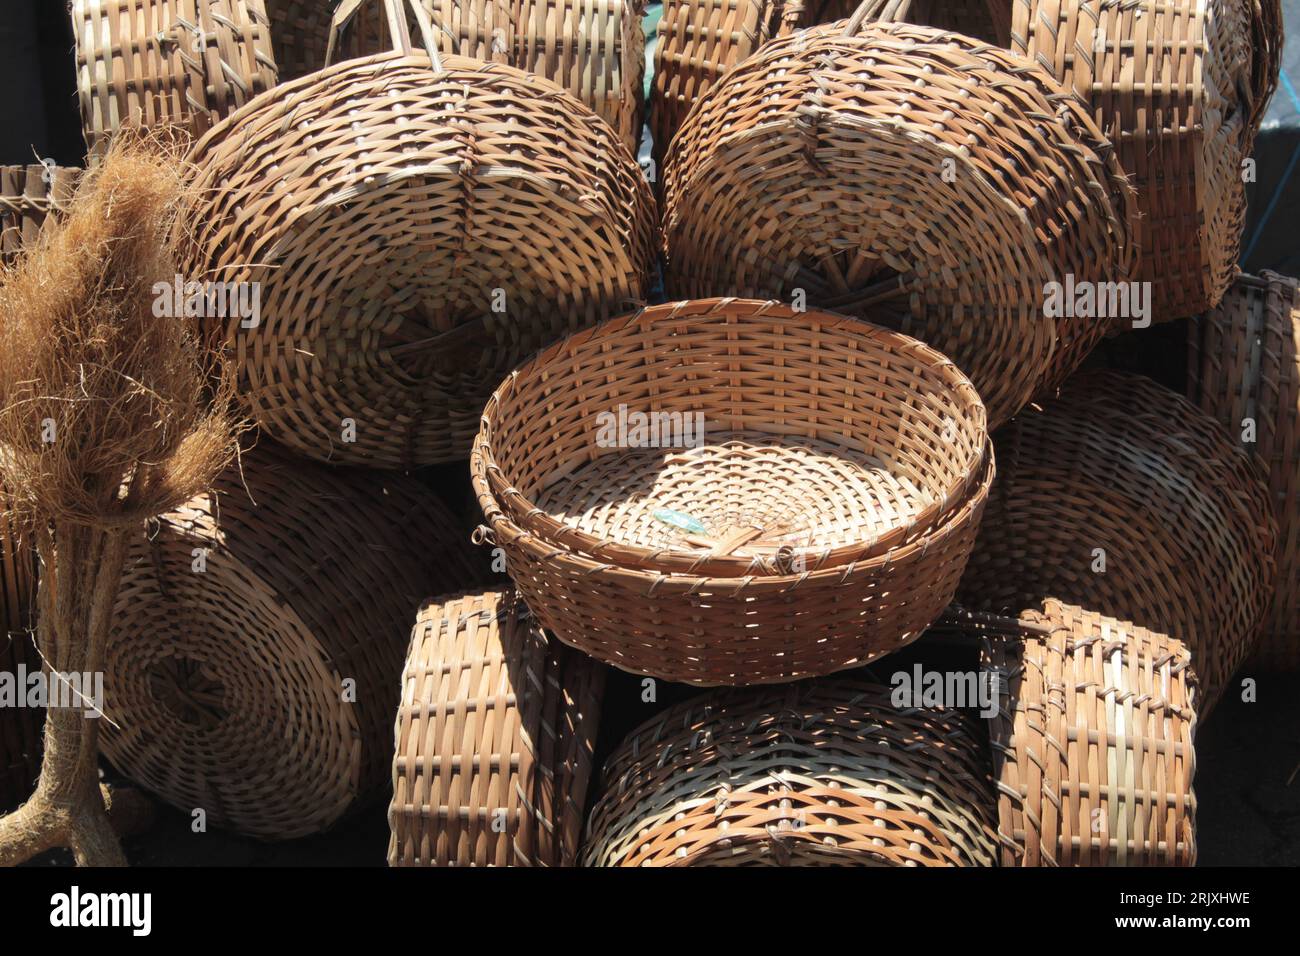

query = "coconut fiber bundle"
(473, 298), (992, 685)
(185, 0), (655, 468)
(651, 0), (1007, 169)
(70, 0), (279, 155)
(583, 680), (999, 866)
(99, 445), (486, 840)
(0, 166), (81, 267)
(1189, 272), (1300, 670)
(662, 20), (1137, 428)
(389, 589), (604, 866)
(971, 600), (1198, 866)
(958, 369), (1276, 714)
(0, 487), (38, 812)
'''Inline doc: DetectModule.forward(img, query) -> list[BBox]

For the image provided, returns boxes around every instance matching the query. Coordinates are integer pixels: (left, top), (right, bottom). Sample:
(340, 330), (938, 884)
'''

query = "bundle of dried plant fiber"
(100, 445), (486, 840)
(958, 369), (1276, 714)
(583, 680), (999, 866)
(389, 589), (604, 866)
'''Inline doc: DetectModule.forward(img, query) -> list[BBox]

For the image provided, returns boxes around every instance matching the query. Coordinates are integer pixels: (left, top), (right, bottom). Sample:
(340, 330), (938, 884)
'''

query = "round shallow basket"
(958, 369), (1276, 715)
(185, 12), (655, 468)
(472, 298), (993, 686)
(971, 600), (1198, 867)
(70, 0), (279, 156)
(583, 680), (999, 866)
(1006, 0), (1281, 318)
(661, 20), (1137, 427)
(389, 589), (604, 866)
(0, 485), (39, 812)
(100, 446), (486, 840)
(1189, 272), (1300, 671)
(0, 165), (81, 266)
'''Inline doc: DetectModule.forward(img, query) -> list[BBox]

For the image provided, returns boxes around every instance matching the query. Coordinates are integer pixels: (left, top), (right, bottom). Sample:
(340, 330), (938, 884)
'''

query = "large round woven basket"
(389, 589), (604, 866)
(0, 487), (39, 813)
(973, 600), (1198, 867)
(661, 20), (1137, 427)
(70, 0), (279, 155)
(184, 21), (655, 468)
(472, 298), (993, 686)
(0, 165), (81, 266)
(1189, 272), (1300, 671)
(958, 369), (1276, 714)
(583, 680), (999, 866)
(100, 446), (486, 840)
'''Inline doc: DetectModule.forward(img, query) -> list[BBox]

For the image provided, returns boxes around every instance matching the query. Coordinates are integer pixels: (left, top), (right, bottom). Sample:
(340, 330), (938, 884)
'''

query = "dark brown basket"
(0, 165), (81, 266)
(583, 680), (999, 866)
(1188, 272), (1300, 670)
(389, 589), (604, 866)
(958, 369), (1277, 714)
(100, 445), (486, 840)
(0, 486), (38, 813)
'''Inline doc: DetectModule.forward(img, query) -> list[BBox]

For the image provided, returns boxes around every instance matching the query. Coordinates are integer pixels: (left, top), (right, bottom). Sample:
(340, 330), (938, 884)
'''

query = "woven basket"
(100, 446), (485, 840)
(0, 165), (81, 266)
(70, 0), (279, 155)
(0, 487), (39, 813)
(263, 0), (338, 80)
(583, 680), (999, 866)
(472, 298), (993, 685)
(185, 3), (655, 468)
(971, 600), (1198, 867)
(958, 369), (1276, 714)
(650, 0), (1005, 169)
(1189, 272), (1300, 670)
(661, 20), (1137, 428)
(389, 589), (604, 866)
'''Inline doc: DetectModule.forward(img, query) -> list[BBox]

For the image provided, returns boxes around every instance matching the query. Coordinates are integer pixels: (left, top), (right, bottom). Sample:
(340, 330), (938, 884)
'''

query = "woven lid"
(389, 589), (604, 866)
(101, 445), (486, 839)
(583, 680), (999, 866)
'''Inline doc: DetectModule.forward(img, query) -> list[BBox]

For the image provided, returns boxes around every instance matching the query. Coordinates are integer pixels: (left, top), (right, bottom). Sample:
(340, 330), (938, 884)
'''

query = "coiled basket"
(472, 298), (993, 686)
(389, 589), (604, 866)
(583, 680), (999, 866)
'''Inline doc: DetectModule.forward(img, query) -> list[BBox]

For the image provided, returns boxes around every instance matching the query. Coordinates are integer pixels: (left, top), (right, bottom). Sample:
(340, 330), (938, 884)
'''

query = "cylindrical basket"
(70, 0), (279, 155)
(389, 589), (604, 866)
(0, 165), (81, 266)
(958, 369), (1277, 713)
(974, 600), (1198, 867)
(583, 680), (999, 866)
(100, 446), (486, 840)
(185, 7), (655, 467)
(0, 485), (39, 813)
(472, 298), (993, 686)
(662, 21), (1137, 427)
(1188, 272), (1300, 670)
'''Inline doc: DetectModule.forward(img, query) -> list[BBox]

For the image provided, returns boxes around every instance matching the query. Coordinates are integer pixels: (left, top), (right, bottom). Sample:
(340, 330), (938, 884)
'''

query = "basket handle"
(327, 0), (445, 71)
(843, 0), (913, 35)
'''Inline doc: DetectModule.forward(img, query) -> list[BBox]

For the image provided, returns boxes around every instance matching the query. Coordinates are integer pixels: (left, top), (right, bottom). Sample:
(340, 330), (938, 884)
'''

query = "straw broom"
(0, 136), (239, 866)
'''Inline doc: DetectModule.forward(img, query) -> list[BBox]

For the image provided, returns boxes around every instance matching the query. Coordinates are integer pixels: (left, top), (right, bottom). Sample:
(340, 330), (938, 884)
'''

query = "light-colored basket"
(0, 484), (38, 813)
(1188, 272), (1300, 670)
(472, 298), (993, 686)
(662, 20), (1136, 427)
(972, 600), (1198, 867)
(70, 0), (279, 155)
(583, 680), (999, 866)
(0, 165), (81, 266)
(100, 445), (486, 840)
(958, 369), (1276, 714)
(184, 0), (655, 468)
(389, 589), (604, 866)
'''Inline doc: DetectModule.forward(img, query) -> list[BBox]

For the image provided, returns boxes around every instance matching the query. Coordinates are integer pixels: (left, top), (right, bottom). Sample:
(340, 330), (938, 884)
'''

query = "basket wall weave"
(473, 298), (994, 686)
(100, 446), (486, 840)
(977, 600), (1198, 867)
(184, 50), (655, 468)
(661, 22), (1137, 427)
(1188, 272), (1300, 670)
(389, 589), (604, 866)
(0, 166), (81, 266)
(583, 680), (999, 866)
(70, 0), (279, 155)
(958, 369), (1277, 714)
(0, 489), (39, 813)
